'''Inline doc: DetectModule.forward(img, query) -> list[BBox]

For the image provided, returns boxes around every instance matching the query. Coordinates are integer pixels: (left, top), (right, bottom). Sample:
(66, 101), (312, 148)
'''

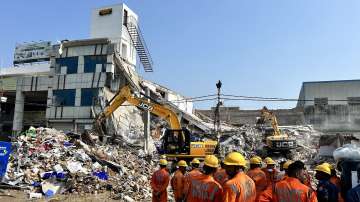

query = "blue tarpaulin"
(0, 141), (11, 178)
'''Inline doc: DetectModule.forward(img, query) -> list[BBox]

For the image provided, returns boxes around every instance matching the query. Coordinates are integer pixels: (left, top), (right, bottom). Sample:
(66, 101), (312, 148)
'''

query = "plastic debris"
(3, 127), (154, 201)
(333, 144), (360, 161)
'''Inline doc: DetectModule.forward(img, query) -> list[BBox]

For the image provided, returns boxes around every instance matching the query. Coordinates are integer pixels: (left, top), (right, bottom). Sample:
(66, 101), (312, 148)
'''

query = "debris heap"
(219, 124), (321, 162)
(3, 127), (154, 201)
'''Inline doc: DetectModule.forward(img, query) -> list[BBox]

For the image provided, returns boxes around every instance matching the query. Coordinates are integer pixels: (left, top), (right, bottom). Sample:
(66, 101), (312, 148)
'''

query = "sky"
(1, 0), (360, 110)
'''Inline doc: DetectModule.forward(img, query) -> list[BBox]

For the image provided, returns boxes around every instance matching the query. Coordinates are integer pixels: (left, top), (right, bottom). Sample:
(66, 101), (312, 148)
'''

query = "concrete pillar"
(143, 88), (150, 154)
(13, 89), (25, 134)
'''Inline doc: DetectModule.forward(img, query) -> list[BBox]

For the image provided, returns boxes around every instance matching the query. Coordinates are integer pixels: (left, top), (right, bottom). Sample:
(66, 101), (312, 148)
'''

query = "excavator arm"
(97, 85), (181, 131)
(260, 107), (281, 136)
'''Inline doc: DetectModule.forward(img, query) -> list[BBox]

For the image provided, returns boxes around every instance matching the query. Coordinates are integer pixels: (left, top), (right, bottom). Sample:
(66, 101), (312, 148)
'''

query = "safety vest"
(185, 172), (223, 202)
(223, 172), (256, 202)
(214, 168), (229, 186)
(171, 170), (185, 200)
(183, 168), (202, 196)
(247, 167), (267, 200)
(273, 177), (317, 202)
(151, 168), (170, 202)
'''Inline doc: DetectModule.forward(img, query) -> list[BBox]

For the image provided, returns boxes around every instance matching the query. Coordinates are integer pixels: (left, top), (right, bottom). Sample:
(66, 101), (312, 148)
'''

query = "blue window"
(53, 89), (76, 106)
(84, 55), (107, 73)
(56, 57), (78, 74)
(81, 88), (98, 106)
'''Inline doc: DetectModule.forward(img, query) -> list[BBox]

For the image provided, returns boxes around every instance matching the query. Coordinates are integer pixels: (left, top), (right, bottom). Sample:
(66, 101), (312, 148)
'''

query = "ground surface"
(0, 190), (119, 202)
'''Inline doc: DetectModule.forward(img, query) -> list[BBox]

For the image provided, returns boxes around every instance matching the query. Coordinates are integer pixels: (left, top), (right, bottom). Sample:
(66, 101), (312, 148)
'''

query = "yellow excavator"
(257, 107), (297, 158)
(95, 85), (218, 159)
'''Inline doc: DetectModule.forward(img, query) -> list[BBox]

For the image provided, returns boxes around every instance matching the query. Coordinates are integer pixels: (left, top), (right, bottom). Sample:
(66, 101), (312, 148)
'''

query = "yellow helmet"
(315, 164), (331, 175)
(204, 155), (219, 168)
(159, 159), (168, 166)
(191, 158), (200, 165)
(178, 160), (188, 167)
(160, 155), (167, 159)
(283, 160), (293, 169)
(250, 156), (262, 165)
(264, 157), (276, 165)
(322, 162), (334, 170)
(223, 152), (246, 166)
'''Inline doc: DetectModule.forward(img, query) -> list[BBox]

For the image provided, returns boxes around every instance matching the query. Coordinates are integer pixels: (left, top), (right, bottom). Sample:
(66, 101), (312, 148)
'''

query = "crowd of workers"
(151, 152), (360, 202)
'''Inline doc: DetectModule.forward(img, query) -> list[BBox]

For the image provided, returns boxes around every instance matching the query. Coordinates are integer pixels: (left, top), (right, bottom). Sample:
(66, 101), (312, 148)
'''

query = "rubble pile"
(219, 124), (321, 162)
(3, 127), (154, 201)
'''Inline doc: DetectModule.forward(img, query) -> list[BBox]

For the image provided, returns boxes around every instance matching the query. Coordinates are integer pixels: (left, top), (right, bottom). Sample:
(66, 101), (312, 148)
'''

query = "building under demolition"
(0, 4), (210, 140)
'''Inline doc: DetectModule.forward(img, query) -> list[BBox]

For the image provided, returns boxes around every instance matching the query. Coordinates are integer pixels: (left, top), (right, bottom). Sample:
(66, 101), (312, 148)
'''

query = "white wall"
(303, 80), (360, 106)
(91, 3), (137, 66)
(166, 92), (194, 114)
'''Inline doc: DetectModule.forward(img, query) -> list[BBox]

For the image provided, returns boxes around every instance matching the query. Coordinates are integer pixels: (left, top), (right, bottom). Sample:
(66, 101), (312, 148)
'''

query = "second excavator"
(256, 106), (297, 158)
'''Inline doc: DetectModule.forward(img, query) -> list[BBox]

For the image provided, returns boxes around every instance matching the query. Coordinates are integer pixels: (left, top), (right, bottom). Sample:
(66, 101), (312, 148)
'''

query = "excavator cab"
(162, 129), (191, 154)
(160, 128), (218, 159)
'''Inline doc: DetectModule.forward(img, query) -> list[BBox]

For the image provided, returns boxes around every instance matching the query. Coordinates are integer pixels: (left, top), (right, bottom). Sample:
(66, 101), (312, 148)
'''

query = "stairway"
(125, 17), (154, 72)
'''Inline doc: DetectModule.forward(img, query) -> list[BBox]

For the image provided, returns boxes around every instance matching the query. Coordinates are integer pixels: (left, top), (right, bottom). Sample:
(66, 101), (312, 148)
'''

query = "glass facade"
(55, 57), (79, 74)
(84, 55), (107, 73)
(81, 88), (98, 106)
(53, 89), (76, 106)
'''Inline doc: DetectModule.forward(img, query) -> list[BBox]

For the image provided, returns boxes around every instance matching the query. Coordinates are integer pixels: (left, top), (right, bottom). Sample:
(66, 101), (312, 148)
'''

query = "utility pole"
(143, 87), (150, 154)
(214, 80), (222, 137)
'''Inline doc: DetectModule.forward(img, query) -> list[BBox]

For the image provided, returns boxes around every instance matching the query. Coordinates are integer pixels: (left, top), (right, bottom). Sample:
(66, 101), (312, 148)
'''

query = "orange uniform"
(330, 176), (344, 202)
(257, 184), (273, 202)
(273, 177), (317, 202)
(247, 167), (267, 200)
(185, 172), (223, 202)
(151, 168), (170, 202)
(223, 172), (256, 202)
(330, 176), (341, 190)
(262, 168), (279, 187)
(214, 168), (228, 186)
(183, 168), (202, 196)
(171, 170), (185, 202)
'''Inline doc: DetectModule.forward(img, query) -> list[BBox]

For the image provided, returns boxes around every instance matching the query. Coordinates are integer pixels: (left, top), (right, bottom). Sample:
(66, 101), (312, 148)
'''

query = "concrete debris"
(219, 124), (321, 163)
(3, 127), (154, 201)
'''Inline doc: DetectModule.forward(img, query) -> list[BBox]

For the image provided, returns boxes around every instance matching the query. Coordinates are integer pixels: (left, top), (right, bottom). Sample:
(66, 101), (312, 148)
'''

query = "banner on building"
(14, 41), (52, 64)
(0, 141), (11, 178)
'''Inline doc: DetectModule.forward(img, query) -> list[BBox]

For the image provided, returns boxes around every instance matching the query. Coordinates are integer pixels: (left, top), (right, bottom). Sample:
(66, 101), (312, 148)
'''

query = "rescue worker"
(315, 164), (339, 202)
(151, 159), (170, 202)
(185, 155), (223, 202)
(347, 185), (360, 202)
(262, 157), (279, 186)
(281, 160), (293, 180)
(247, 156), (267, 200)
(190, 158), (201, 171)
(214, 161), (228, 186)
(346, 165), (360, 202)
(322, 163), (341, 191)
(171, 160), (188, 202)
(273, 161), (317, 202)
(322, 162), (344, 202)
(183, 158), (202, 198)
(222, 152), (256, 202)
(257, 161), (292, 202)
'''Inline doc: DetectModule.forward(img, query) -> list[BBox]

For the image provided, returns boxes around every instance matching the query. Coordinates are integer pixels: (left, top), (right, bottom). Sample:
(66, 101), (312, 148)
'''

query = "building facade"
(5, 3), (207, 138)
(297, 80), (360, 131)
